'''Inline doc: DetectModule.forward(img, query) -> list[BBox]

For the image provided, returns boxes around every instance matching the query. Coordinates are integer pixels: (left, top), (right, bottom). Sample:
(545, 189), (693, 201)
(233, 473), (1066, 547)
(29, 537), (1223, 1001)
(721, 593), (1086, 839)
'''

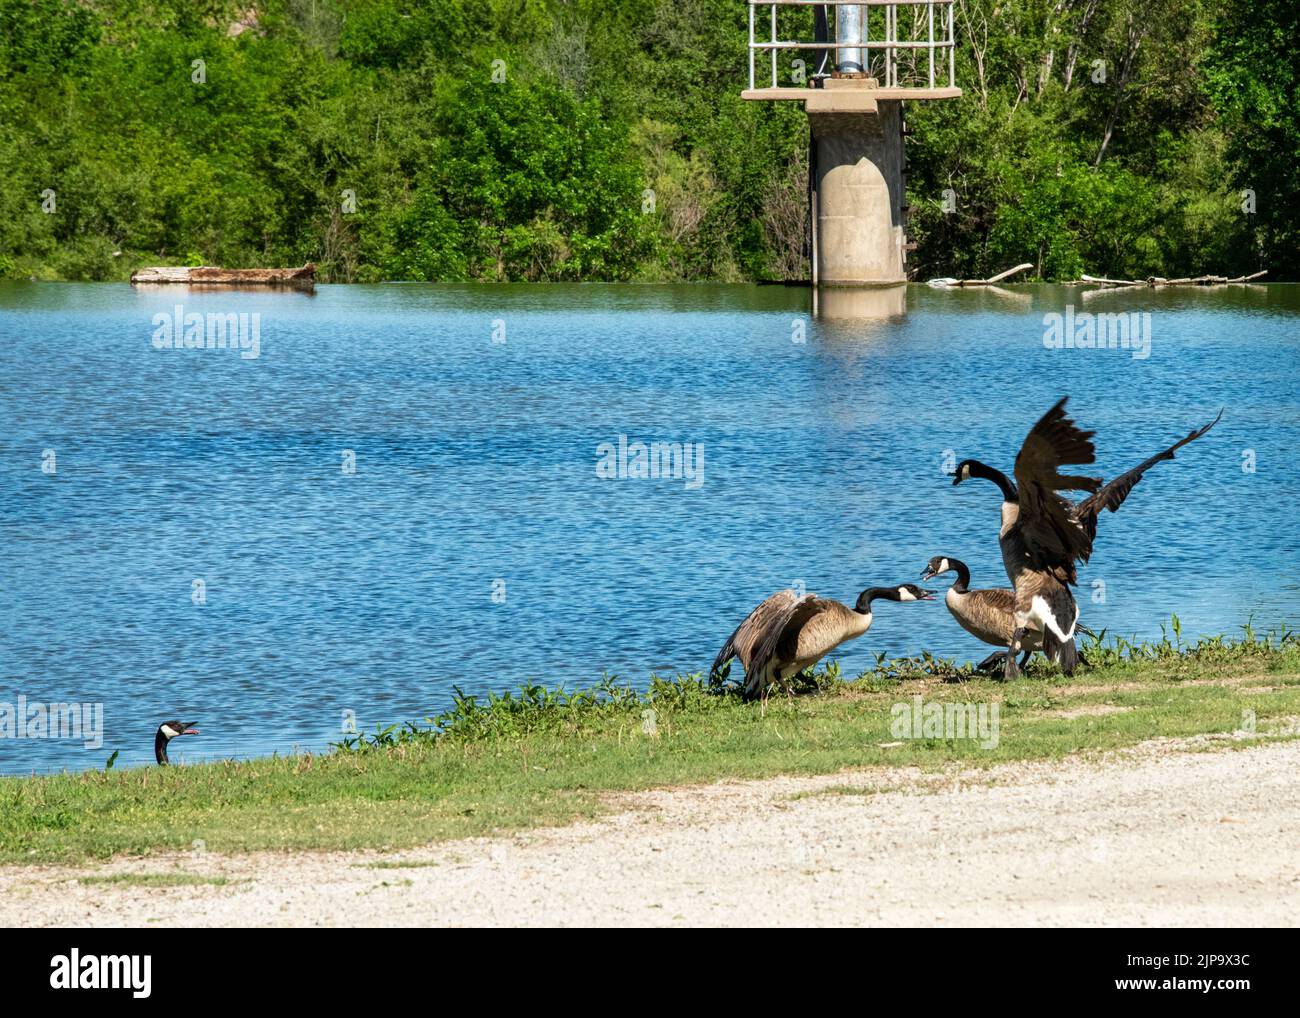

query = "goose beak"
(919, 567), (938, 581)
(919, 589), (937, 601)
(182, 727), (199, 735)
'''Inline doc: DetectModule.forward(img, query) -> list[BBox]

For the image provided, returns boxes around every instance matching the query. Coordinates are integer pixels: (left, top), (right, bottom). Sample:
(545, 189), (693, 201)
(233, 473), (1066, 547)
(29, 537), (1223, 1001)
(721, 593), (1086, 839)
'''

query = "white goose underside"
(1028, 594), (1079, 642)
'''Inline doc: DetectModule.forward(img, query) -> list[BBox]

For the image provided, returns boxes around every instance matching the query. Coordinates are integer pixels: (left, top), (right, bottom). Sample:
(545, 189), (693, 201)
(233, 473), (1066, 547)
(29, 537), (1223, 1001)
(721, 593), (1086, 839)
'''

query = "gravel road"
(4, 735), (1298, 927)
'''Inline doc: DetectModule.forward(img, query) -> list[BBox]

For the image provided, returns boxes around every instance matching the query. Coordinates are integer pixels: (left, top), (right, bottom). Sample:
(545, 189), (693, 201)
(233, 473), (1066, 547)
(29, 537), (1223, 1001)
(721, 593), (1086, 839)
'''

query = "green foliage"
(332, 618), (1299, 753)
(4, 619), (1298, 863)
(1203, 0), (1300, 278)
(0, 0), (1289, 281)
(904, 0), (1267, 279)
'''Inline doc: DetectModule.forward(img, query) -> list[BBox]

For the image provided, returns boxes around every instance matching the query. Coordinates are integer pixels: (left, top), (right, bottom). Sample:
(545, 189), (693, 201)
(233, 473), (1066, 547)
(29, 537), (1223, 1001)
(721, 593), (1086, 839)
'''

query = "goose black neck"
(857, 587), (897, 612)
(155, 729), (169, 766)
(967, 461), (1017, 502)
(946, 560), (971, 593)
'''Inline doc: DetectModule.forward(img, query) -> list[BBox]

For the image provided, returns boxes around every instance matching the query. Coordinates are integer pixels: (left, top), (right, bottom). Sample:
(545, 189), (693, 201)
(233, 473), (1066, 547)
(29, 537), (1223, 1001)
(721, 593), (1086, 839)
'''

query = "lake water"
(2, 281), (1297, 773)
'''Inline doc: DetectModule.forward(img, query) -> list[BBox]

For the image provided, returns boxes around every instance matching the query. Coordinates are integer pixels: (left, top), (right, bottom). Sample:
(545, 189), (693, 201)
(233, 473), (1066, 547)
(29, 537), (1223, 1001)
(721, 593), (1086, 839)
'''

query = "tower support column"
(808, 93), (905, 286)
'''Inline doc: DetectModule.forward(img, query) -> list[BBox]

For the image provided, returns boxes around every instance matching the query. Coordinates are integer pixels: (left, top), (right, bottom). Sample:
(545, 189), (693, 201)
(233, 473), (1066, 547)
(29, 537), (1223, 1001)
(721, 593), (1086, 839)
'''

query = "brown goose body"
(922, 557), (1044, 666)
(712, 584), (934, 699)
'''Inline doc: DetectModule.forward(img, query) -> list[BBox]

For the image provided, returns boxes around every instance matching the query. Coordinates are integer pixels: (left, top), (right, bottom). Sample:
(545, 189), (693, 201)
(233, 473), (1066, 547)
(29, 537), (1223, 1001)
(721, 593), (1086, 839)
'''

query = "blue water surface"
(1, 281), (1297, 773)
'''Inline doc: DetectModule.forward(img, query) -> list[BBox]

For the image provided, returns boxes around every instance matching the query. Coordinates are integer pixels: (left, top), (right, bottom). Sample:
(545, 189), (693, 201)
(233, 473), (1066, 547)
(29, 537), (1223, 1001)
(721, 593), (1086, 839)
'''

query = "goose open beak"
(182, 727), (199, 735)
(918, 589), (938, 601)
(920, 567), (938, 581)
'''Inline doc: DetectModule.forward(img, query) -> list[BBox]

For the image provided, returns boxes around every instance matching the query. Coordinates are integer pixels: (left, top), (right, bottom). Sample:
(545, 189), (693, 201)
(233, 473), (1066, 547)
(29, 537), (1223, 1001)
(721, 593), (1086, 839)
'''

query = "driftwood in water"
(130, 264), (316, 287)
(1075, 270), (1267, 289)
(956, 262), (1034, 286)
(929, 263), (1034, 287)
(1146, 270), (1268, 285)
(1080, 273), (1144, 287)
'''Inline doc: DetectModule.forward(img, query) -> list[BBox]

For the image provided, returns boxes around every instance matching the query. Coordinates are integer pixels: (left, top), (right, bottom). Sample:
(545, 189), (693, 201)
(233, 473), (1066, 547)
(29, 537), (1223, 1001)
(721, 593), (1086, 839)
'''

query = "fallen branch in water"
(1079, 273), (1144, 287)
(1073, 270), (1267, 289)
(929, 263), (1034, 288)
(957, 262), (1034, 286)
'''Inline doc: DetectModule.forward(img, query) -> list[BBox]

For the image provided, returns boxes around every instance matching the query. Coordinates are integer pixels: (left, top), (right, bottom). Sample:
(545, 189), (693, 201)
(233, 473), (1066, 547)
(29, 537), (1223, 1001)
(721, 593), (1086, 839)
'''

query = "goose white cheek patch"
(898, 588), (917, 602)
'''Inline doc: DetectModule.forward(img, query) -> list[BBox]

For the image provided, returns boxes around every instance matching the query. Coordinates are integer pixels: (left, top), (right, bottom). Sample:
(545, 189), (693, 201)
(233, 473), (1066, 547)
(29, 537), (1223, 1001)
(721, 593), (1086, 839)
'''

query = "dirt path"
(4, 736), (1299, 927)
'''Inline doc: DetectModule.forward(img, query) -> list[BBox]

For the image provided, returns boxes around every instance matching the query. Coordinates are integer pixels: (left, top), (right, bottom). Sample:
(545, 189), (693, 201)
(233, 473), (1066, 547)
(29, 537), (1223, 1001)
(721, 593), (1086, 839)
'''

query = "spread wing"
(1012, 397), (1101, 580)
(712, 589), (816, 678)
(1070, 409), (1222, 541)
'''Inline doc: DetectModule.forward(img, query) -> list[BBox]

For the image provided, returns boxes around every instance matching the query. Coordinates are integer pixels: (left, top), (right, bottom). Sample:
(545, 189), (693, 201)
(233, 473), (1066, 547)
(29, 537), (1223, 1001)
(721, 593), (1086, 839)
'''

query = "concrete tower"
(743, 2), (960, 287)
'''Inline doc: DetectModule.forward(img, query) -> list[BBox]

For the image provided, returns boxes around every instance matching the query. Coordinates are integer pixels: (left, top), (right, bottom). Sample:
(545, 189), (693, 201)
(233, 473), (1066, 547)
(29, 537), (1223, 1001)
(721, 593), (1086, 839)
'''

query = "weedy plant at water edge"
(330, 619), (1298, 754)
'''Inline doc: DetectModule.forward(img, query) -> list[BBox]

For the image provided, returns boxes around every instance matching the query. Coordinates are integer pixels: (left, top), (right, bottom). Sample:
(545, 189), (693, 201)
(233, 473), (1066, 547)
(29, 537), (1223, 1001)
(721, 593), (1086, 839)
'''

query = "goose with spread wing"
(951, 398), (1220, 679)
(712, 584), (935, 700)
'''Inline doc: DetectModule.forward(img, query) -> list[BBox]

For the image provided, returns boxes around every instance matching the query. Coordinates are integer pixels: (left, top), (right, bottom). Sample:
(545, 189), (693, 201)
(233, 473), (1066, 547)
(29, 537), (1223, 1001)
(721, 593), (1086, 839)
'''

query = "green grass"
(357, 860), (442, 870)
(2, 624), (1296, 865)
(75, 873), (234, 888)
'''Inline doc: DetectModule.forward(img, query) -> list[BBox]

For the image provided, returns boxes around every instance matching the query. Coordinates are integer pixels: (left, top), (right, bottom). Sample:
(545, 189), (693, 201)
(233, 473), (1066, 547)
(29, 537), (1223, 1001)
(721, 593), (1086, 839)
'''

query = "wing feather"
(745, 596), (832, 694)
(712, 589), (812, 678)
(1012, 397), (1101, 579)
(1070, 409), (1222, 540)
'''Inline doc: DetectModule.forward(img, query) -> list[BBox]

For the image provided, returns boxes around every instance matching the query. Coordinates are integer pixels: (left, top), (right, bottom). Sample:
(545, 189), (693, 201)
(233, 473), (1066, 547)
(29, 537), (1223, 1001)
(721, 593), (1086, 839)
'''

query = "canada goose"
(155, 720), (198, 765)
(919, 555), (1040, 671)
(712, 584), (936, 699)
(952, 407), (1222, 564)
(951, 399), (1220, 679)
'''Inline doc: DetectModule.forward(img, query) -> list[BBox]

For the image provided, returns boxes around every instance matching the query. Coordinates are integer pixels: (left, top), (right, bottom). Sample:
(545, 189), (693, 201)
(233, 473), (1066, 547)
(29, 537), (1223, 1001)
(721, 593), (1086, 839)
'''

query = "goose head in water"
(155, 720), (199, 765)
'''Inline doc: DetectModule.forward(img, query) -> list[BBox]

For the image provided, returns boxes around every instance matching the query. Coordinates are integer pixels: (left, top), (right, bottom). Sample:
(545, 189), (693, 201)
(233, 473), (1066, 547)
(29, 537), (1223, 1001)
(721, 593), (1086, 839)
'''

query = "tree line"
(1, 0), (1293, 282)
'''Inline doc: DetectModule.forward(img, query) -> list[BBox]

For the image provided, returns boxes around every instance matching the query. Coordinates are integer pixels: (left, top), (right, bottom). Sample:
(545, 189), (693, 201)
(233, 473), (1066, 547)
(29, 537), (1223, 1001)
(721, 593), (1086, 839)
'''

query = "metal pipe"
(749, 4), (756, 89)
(948, 2), (955, 87)
(886, 4), (893, 86)
(813, 4), (831, 78)
(771, 5), (778, 87)
(837, 4), (864, 74)
(928, 3), (935, 87)
(748, 39), (952, 51)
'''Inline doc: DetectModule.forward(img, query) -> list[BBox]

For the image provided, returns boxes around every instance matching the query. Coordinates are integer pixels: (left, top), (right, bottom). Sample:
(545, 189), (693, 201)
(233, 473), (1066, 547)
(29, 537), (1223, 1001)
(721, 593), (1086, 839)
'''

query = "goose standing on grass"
(155, 720), (199, 765)
(920, 555), (1041, 672)
(951, 398), (1221, 679)
(712, 584), (936, 700)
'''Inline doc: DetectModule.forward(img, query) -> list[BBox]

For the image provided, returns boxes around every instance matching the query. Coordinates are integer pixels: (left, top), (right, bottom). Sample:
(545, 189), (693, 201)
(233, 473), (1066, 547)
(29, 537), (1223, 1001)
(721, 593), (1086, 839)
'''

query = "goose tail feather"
(1043, 629), (1080, 675)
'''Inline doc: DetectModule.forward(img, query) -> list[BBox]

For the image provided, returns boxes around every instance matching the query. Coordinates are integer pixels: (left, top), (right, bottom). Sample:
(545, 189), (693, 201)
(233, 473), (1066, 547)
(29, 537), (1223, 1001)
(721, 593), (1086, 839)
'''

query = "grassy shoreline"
(3, 626), (1297, 865)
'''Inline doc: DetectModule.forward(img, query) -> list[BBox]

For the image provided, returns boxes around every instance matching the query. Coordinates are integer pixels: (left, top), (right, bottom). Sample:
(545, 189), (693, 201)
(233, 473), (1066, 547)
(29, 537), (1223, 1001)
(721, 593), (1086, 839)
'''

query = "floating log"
(1080, 270), (1268, 290)
(956, 262), (1034, 286)
(130, 264), (316, 286)
(1080, 273), (1144, 287)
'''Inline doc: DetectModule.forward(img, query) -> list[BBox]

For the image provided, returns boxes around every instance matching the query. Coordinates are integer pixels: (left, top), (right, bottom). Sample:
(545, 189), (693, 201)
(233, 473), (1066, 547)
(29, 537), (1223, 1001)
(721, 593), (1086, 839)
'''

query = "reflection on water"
(814, 284), (907, 320)
(1, 281), (1297, 772)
